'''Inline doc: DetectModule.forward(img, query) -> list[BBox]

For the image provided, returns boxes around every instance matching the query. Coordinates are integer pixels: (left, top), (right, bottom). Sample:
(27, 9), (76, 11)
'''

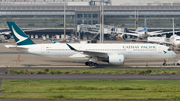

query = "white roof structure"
(111, 0), (180, 6)
(1, 0), (180, 6)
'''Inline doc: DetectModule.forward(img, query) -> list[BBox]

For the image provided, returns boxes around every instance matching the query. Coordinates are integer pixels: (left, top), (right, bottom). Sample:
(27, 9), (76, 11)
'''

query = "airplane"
(122, 15), (164, 40)
(168, 18), (180, 49)
(5, 21), (176, 66)
(49, 38), (56, 44)
(0, 28), (42, 43)
(142, 18), (180, 50)
(0, 31), (11, 42)
(0, 35), (5, 43)
(158, 18), (180, 49)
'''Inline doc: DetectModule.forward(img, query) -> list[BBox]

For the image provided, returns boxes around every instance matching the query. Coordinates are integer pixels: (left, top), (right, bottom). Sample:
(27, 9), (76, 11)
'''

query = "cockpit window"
(168, 48), (171, 51)
(176, 39), (180, 41)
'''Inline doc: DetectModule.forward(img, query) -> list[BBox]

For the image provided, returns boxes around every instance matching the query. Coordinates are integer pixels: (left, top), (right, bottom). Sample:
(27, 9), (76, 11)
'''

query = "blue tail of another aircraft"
(144, 14), (147, 30)
(49, 38), (56, 44)
(6, 21), (35, 45)
(138, 15), (148, 33)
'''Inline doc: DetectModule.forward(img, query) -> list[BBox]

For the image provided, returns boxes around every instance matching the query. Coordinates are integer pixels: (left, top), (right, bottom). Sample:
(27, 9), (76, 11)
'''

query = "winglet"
(66, 43), (76, 51)
(49, 38), (56, 44)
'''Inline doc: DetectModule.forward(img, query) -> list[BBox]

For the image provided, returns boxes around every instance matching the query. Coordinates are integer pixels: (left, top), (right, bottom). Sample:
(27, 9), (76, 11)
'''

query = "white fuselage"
(134, 27), (148, 39)
(17, 43), (176, 59)
(170, 35), (180, 47)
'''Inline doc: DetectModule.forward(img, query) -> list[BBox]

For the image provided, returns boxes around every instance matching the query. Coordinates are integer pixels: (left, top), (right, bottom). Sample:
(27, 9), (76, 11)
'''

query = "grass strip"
(1, 79), (180, 99)
(7, 68), (180, 75)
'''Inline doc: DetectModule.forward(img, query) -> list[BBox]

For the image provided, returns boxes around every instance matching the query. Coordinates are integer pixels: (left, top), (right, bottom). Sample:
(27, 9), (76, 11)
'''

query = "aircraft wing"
(128, 30), (137, 33)
(0, 31), (11, 35)
(160, 31), (180, 34)
(123, 32), (139, 37)
(159, 41), (173, 45)
(148, 31), (180, 36)
(0, 29), (43, 35)
(66, 43), (108, 58)
(150, 30), (163, 33)
(148, 40), (173, 45)
(134, 39), (173, 45)
(5, 45), (29, 51)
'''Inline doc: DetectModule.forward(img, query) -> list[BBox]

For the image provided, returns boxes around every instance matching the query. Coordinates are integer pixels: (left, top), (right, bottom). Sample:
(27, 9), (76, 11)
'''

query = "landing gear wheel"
(85, 62), (98, 67)
(88, 62), (93, 67)
(94, 63), (98, 67)
(163, 63), (167, 66)
(85, 62), (89, 66)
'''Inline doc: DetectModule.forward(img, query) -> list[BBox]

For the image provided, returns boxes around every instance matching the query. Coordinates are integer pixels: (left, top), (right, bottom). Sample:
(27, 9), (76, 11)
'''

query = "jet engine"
(122, 34), (128, 40)
(124, 28), (128, 32)
(4, 34), (11, 40)
(108, 54), (124, 65)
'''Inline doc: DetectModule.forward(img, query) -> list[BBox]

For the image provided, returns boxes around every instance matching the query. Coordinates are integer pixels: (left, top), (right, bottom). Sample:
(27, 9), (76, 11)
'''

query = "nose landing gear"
(85, 62), (98, 67)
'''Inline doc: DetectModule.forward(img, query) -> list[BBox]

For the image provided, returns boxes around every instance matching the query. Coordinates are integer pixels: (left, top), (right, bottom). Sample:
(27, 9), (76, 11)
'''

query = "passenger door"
(41, 46), (45, 53)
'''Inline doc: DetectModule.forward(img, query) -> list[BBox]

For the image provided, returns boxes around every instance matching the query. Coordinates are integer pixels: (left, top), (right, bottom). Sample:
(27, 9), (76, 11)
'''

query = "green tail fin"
(49, 38), (56, 44)
(6, 21), (35, 45)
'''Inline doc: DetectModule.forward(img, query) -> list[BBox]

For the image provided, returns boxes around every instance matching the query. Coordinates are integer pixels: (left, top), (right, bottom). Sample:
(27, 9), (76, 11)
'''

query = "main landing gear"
(85, 62), (98, 67)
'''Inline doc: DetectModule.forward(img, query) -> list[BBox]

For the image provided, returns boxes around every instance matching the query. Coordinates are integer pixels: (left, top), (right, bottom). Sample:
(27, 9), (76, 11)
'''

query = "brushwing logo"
(163, 50), (167, 54)
(12, 25), (27, 43)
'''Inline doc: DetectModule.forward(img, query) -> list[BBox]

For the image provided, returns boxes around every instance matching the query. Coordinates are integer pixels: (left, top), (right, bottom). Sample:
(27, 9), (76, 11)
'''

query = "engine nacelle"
(108, 54), (124, 65)
(124, 28), (128, 32)
(122, 34), (128, 40)
(4, 34), (11, 40)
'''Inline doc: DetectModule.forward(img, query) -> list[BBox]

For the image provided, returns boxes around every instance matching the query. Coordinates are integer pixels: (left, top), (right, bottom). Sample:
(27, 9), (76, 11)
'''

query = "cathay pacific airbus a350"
(5, 21), (176, 66)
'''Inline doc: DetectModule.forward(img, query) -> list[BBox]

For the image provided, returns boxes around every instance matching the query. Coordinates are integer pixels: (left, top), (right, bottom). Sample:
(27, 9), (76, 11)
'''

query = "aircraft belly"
(124, 52), (173, 59)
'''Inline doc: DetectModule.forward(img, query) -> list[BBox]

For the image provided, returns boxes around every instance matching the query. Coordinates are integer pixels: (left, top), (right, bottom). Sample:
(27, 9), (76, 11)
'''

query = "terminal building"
(0, 0), (180, 38)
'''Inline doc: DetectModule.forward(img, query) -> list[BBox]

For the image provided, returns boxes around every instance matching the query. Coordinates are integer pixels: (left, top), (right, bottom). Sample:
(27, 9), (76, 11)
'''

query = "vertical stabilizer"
(49, 38), (56, 44)
(173, 18), (175, 35)
(6, 21), (35, 45)
(144, 14), (147, 30)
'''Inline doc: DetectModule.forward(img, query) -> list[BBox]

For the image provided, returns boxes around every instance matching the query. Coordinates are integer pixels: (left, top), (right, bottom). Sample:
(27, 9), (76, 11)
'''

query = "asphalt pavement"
(1, 74), (180, 80)
(0, 99), (179, 101)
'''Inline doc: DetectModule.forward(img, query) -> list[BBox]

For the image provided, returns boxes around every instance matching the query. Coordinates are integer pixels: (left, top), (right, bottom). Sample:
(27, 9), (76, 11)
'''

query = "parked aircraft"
(142, 18), (180, 50)
(5, 21), (176, 66)
(167, 18), (180, 49)
(122, 15), (165, 40)
(0, 28), (42, 43)
(0, 31), (12, 42)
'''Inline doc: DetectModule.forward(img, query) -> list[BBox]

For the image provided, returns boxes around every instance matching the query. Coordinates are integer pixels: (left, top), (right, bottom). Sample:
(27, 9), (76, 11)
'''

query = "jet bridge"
(76, 24), (126, 40)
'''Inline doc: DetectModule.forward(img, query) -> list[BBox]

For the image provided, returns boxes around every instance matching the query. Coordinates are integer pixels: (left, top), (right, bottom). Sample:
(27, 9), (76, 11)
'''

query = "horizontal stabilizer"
(5, 45), (28, 51)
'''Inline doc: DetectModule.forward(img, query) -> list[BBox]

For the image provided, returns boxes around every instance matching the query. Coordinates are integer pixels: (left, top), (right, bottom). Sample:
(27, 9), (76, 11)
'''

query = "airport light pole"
(100, 0), (102, 43)
(102, 0), (104, 43)
(135, 10), (136, 29)
(64, 0), (66, 40)
(173, 18), (174, 35)
(99, 0), (104, 43)
(89, 0), (109, 43)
